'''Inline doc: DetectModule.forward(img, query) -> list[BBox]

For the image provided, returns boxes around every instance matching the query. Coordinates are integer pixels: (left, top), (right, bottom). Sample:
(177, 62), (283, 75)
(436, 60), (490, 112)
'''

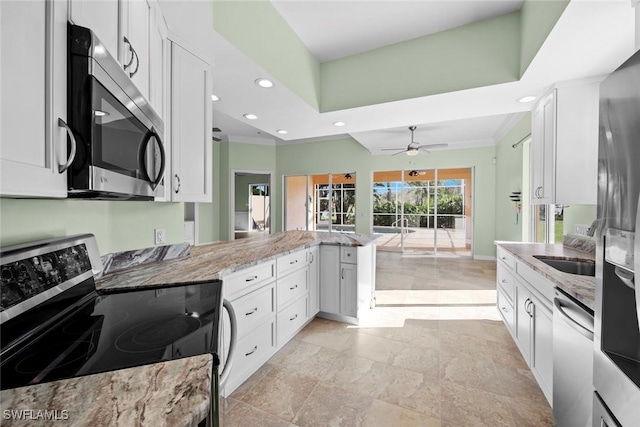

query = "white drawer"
(516, 262), (554, 305)
(277, 249), (308, 277)
(232, 318), (276, 381)
(277, 267), (308, 311)
(222, 260), (275, 300)
(497, 289), (515, 334)
(277, 296), (308, 347)
(497, 263), (515, 303)
(340, 246), (357, 264)
(497, 246), (516, 271)
(233, 283), (275, 339)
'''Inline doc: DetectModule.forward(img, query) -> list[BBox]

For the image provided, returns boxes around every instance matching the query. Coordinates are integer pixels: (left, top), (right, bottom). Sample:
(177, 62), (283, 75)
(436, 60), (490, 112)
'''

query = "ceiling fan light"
(407, 149), (419, 156)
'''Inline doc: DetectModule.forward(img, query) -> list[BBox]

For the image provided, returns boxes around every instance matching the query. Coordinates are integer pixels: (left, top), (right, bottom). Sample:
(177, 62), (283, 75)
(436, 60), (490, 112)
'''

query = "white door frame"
(230, 169), (274, 241)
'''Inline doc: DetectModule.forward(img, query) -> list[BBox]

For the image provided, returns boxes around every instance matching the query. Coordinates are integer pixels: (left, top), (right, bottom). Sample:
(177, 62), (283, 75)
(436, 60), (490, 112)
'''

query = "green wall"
(275, 138), (498, 258)
(494, 114), (531, 242)
(563, 205), (597, 237)
(212, 141), (277, 241)
(320, 12), (521, 111)
(0, 198), (184, 255)
(519, 0), (570, 76)
(212, 0), (320, 110)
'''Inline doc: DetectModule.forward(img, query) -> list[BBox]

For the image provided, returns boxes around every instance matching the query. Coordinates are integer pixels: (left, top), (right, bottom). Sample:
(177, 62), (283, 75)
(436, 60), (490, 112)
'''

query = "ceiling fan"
(381, 126), (448, 156)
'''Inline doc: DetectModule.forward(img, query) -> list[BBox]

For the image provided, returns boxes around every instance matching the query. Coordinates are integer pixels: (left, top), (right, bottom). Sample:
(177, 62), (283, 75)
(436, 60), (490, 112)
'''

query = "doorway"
(372, 168), (473, 256)
(232, 172), (271, 240)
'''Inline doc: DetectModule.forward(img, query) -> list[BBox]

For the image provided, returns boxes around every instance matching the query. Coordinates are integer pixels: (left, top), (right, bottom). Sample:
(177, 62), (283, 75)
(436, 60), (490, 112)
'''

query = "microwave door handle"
(150, 130), (166, 191)
(137, 128), (166, 191)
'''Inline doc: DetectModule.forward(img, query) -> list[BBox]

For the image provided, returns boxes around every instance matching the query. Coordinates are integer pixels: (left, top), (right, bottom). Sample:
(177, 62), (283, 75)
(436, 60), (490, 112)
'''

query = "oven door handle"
(138, 127), (166, 191)
(220, 299), (237, 388)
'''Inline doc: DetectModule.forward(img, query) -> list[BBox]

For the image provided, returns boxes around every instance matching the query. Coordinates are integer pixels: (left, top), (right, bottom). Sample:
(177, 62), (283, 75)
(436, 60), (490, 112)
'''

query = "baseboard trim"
(474, 255), (497, 261)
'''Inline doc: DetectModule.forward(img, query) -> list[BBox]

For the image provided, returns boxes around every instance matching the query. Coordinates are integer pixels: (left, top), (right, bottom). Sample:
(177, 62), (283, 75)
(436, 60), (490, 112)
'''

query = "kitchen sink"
(533, 256), (596, 277)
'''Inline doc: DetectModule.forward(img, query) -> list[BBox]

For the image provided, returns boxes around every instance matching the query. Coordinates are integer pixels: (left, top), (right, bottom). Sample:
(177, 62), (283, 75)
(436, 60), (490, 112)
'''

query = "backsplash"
(100, 242), (191, 277)
(563, 235), (596, 255)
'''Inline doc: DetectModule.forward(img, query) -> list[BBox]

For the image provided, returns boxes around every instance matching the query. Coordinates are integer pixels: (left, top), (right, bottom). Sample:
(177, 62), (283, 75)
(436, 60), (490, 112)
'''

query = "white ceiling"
(196, 0), (636, 153)
(270, 0), (524, 62)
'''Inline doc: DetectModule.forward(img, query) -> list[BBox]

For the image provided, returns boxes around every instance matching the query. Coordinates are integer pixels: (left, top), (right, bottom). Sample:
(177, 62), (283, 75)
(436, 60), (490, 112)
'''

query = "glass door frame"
(372, 167), (474, 257)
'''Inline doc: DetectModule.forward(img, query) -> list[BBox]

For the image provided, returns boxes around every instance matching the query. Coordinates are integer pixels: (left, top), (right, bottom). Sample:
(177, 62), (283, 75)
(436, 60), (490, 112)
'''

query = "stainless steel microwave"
(66, 24), (165, 200)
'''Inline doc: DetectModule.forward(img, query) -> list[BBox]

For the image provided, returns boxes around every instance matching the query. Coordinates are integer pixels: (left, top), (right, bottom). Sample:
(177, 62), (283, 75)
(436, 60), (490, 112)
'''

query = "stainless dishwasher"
(553, 288), (595, 427)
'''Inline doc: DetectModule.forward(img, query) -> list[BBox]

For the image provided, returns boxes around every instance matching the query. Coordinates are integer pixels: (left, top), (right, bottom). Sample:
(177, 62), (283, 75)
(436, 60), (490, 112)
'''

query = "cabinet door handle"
(289, 314), (298, 321)
(129, 46), (140, 78)
(289, 284), (298, 290)
(245, 275), (258, 282)
(341, 268), (345, 280)
(57, 118), (77, 173)
(245, 307), (258, 316)
(245, 345), (257, 357)
(174, 174), (181, 193)
(123, 37), (135, 70)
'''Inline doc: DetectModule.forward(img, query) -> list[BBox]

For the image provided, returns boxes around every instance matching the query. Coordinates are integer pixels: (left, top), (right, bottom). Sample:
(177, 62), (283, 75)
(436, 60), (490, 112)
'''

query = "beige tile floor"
(223, 252), (553, 427)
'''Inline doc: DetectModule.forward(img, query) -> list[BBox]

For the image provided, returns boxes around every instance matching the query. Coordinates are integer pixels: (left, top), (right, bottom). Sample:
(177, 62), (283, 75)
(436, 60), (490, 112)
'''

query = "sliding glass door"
(372, 168), (472, 256)
(284, 173), (356, 233)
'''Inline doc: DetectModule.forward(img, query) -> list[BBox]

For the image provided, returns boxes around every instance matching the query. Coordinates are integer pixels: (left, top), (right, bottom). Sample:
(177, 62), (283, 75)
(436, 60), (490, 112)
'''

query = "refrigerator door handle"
(635, 195), (640, 331)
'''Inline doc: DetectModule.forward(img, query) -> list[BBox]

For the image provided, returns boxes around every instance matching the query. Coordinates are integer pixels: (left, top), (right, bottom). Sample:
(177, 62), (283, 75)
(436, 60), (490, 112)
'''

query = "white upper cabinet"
(530, 79), (600, 205)
(168, 42), (213, 202)
(69, 0), (120, 58)
(1, 0), (69, 198)
(120, 0), (151, 101)
(148, 4), (168, 117)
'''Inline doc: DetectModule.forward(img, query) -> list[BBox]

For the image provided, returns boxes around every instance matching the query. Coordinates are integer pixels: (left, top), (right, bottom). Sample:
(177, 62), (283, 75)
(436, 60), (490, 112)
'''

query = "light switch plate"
(154, 228), (166, 245)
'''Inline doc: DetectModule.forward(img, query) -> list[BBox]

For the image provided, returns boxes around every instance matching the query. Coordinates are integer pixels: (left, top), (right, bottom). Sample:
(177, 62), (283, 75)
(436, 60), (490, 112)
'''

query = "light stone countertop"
(97, 230), (378, 292)
(0, 354), (212, 427)
(495, 242), (596, 311)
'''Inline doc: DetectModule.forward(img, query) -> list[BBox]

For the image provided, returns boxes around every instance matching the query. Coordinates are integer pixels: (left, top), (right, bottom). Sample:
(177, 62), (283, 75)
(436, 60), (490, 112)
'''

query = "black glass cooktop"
(0, 280), (222, 390)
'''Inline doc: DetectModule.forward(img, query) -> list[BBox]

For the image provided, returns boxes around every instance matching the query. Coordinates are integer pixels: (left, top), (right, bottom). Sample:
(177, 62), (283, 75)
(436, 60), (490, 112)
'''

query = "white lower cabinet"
(496, 248), (554, 406)
(309, 246), (320, 317)
(277, 296), (308, 348)
(222, 243), (376, 396)
(319, 244), (374, 324)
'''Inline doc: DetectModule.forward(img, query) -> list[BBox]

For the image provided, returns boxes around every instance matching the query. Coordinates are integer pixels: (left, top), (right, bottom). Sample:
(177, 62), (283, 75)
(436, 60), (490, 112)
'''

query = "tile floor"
(223, 252), (553, 427)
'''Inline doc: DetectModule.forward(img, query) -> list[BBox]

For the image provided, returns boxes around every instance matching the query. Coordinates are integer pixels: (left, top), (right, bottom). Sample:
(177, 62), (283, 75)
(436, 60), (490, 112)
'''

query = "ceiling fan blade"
(391, 150), (408, 156)
(380, 148), (405, 151)
(418, 143), (448, 149)
(418, 147), (431, 153)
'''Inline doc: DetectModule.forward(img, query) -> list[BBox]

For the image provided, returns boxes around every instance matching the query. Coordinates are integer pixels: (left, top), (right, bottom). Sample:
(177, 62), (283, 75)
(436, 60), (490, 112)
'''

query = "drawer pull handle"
(501, 306), (508, 312)
(245, 275), (258, 282)
(245, 345), (258, 356)
(290, 314), (298, 321)
(501, 256), (507, 261)
(289, 284), (298, 290)
(290, 260), (298, 265)
(245, 308), (258, 316)
(501, 279), (508, 283)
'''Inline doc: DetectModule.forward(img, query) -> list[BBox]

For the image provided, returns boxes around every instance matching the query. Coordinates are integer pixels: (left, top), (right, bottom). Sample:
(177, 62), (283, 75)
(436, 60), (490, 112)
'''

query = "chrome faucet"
(587, 219), (599, 237)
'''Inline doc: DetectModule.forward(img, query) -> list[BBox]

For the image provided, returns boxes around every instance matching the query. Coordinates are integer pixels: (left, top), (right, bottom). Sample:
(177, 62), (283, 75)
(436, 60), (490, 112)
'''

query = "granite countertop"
(0, 354), (212, 427)
(97, 230), (378, 292)
(495, 241), (596, 310)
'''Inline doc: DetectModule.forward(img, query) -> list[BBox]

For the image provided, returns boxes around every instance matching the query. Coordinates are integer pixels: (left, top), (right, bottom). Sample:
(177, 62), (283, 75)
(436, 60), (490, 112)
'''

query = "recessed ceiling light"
(276, 129), (288, 135)
(333, 121), (346, 127)
(255, 78), (274, 88)
(243, 113), (258, 120)
(211, 94), (220, 101)
(518, 96), (536, 103)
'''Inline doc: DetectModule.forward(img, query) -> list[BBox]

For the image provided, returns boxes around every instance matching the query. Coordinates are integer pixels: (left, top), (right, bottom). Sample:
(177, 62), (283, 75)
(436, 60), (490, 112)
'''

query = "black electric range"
(0, 234), (222, 391)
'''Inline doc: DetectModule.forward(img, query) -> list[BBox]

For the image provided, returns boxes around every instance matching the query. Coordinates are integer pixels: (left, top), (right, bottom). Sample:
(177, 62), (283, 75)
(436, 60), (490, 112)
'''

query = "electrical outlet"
(574, 224), (590, 236)
(154, 228), (166, 245)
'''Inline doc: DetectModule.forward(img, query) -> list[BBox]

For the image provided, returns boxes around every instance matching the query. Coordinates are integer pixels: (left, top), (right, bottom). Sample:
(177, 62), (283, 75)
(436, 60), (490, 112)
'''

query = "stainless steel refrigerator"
(593, 48), (640, 426)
